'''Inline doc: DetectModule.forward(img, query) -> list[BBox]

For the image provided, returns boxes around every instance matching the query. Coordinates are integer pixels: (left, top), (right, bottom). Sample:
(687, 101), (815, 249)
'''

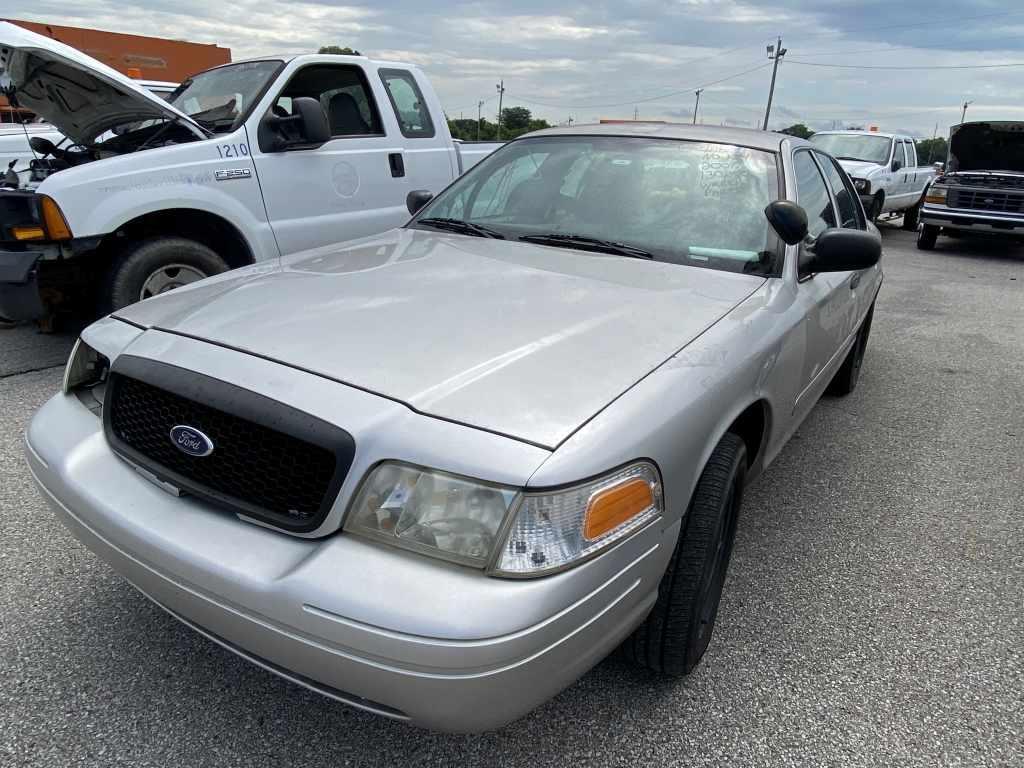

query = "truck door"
(791, 149), (858, 421)
(248, 62), (408, 255)
(376, 68), (458, 195)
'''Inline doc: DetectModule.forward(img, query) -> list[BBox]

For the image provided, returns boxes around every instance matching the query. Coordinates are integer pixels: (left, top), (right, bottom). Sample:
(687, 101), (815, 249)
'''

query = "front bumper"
(0, 248), (45, 320)
(921, 204), (1024, 234)
(25, 390), (672, 732)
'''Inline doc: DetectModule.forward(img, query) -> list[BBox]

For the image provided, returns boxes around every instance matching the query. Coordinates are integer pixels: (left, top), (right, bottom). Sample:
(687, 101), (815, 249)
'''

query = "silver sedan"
(26, 123), (882, 732)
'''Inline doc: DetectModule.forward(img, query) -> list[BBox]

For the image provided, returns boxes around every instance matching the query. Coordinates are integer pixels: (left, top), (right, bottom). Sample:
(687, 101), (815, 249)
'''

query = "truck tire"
(901, 200), (922, 230)
(917, 224), (939, 250)
(103, 237), (229, 313)
(620, 432), (746, 677)
(867, 194), (883, 223)
(827, 303), (874, 396)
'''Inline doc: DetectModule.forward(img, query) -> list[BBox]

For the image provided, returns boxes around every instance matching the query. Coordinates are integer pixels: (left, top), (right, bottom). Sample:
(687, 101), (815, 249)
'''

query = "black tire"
(827, 303), (874, 396)
(867, 195), (883, 223)
(103, 237), (229, 313)
(901, 200), (921, 230)
(917, 224), (939, 250)
(620, 432), (747, 677)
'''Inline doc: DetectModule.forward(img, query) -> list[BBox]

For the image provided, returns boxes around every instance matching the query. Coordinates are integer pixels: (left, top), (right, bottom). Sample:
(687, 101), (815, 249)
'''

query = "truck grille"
(948, 189), (1024, 214)
(104, 357), (355, 533)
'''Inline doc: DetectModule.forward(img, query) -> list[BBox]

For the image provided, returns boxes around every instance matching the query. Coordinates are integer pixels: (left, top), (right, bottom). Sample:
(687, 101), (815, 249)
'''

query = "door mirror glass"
(407, 189), (433, 215)
(891, 158), (903, 172)
(764, 200), (809, 245)
(291, 97), (331, 144)
(808, 228), (881, 272)
(258, 96), (331, 151)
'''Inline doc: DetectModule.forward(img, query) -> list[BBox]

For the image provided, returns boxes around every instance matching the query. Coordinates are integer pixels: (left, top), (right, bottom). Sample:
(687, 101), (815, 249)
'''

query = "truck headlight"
(345, 462), (519, 568)
(925, 186), (947, 204)
(852, 178), (870, 194)
(62, 338), (110, 395)
(494, 461), (663, 576)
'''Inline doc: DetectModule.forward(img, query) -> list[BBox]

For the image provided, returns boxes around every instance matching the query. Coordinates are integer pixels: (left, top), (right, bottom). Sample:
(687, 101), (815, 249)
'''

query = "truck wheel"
(620, 432), (746, 677)
(917, 224), (939, 251)
(867, 195), (883, 223)
(901, 200), (921, 230)
(104, 237), (229, 313)
(827, 303), (874, 396)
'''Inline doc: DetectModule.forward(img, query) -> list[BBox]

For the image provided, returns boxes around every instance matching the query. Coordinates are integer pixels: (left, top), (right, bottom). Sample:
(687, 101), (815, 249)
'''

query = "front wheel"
(827, 303), (874, 396)
(917, 224), (939, 250)
(620, 432), (747, 676)
(901, 200), (921, 230)
(103, 237), (229, 313)
(867, 195), (883, 223)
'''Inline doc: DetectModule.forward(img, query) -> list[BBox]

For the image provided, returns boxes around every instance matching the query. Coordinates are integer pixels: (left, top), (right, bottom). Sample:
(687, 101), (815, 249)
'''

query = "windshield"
(810, 134), (893, 165)
(168, 60), (280, 131)
(412, 136), (781, 276)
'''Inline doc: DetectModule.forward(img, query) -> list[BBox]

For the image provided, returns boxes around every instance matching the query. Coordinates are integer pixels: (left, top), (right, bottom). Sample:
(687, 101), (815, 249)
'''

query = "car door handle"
(388, 153), (405, 178)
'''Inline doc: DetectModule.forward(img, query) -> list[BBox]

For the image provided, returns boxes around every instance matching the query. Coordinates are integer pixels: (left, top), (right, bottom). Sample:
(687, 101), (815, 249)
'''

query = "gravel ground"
(1, 224), (1021, 767)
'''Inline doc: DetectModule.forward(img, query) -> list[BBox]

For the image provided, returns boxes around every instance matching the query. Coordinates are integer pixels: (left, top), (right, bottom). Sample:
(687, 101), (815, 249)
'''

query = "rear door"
(248, 62), (407, 255)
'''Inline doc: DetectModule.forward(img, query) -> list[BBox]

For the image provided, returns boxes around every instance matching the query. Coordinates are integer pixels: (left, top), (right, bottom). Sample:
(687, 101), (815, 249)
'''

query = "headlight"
(925, 186), (947, 204)
(852, 178), (870, 194)
(494, 461), (663, 576)
(345, 462), (519, 568)
(62, 338), (110, 395)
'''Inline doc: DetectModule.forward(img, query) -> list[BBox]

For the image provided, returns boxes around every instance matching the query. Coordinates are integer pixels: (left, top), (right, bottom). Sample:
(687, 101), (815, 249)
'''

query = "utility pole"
(762, 37), (787, 131)
(693, 88), (703, 125)
(477, 99), (484, 141)
(960, 100), (973, 124)
(633, 106), (639, 121)
(495, 80), (505, 140)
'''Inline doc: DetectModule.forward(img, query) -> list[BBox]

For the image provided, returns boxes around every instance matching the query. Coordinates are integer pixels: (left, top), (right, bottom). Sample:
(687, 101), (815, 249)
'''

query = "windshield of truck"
(810, 134), (892, 165)
(411, 136), (781, 276)
(168, 60), (281, 132)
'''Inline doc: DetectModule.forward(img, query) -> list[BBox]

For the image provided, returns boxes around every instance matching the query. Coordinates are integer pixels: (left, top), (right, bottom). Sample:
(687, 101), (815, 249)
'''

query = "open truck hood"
(114, 229), (765, 449)
(949, 121), (1024, 174)
(0, 21), (204, 145)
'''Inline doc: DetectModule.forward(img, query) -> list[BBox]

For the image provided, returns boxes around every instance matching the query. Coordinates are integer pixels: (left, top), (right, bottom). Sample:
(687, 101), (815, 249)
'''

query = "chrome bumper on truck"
(24, 346), (672, 732)
(921, 204), (1024, 233)
(0, 248), (45, 321)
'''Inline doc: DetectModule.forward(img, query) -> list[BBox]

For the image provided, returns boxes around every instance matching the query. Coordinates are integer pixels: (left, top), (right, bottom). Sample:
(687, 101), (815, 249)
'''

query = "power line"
(786, 59), (1024, 70)
(508, 62), (770, 110)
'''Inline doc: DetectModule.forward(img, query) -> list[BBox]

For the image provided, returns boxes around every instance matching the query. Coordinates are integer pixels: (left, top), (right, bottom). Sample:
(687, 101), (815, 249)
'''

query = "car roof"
(813, 130), (902, 139)
(518, 122), (798, 152)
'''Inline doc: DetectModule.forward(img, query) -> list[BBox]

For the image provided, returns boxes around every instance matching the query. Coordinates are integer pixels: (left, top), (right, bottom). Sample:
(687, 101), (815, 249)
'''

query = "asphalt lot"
(1, 223), (1021, 767)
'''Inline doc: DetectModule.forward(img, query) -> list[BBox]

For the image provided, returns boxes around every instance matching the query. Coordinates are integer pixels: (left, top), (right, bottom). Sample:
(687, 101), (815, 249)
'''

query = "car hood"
(835, 158), (884, 179)
(114, 229), (765, 448)
(949, 121), (1024, 173)
(0, 21), (203, 144)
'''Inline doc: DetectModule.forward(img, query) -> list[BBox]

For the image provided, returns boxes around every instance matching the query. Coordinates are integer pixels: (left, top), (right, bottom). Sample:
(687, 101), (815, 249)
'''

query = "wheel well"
(726, 401), (769, 469)
(103, 209), (255, 270)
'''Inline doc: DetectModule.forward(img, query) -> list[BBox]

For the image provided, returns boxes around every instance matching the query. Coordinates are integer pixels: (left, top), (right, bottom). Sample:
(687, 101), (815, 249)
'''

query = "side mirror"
(808, 228), (881, 272)
(257, 96), (330, 152)
(764, 200), (808, 245)
(891, 159), (903, 172)
(407, 189), (433, 215)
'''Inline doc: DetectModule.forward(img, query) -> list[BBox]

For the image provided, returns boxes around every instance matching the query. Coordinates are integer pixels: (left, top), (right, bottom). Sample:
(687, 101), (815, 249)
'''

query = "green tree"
(318, 45), (361, 55)
(448, 108), (550, 142)
(500, 106), (533, 133)
(915, 137), (948, 165)
(780, 123), (814, 139)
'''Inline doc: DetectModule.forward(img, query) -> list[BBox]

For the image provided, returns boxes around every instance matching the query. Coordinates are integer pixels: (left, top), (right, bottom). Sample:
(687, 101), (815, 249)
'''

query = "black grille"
(949, 174), (1024, 190)
(948, 188), (1024, 214)
(104, 357), (355, 533)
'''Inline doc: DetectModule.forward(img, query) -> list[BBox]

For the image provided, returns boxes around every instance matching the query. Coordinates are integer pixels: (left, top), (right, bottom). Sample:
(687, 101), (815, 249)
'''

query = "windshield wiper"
(835, 155), (868, 162)
(416, 217), (506, 239)
(518, 233), (653, 259)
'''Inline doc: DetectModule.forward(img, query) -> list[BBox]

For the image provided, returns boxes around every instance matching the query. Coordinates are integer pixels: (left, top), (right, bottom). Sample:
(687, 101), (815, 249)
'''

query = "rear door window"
(794, 150), (837, 238)
(817, 153), (863, 229)
(379, 69), (435, 138)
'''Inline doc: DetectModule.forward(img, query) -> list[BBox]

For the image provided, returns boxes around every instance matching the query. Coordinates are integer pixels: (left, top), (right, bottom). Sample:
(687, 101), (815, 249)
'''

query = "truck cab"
(809, 130), (935, 228)
(0, 22), (500, 323)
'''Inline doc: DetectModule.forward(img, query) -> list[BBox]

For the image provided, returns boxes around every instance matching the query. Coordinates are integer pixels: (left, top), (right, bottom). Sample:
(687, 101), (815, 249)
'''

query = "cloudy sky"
(8, 0), (1024, 135)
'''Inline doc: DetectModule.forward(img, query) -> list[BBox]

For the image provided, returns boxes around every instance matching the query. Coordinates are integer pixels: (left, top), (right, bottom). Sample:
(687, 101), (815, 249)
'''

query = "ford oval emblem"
(170, 425), (214, 457)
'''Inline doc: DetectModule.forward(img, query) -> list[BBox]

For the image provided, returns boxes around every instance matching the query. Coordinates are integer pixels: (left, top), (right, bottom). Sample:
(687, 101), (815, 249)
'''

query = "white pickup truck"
(810, 130), (935, 229)
(0, 22), (500, 322)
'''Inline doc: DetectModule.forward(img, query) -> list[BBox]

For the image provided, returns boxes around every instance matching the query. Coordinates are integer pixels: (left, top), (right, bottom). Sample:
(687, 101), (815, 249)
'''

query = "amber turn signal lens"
(583, 477), (655, 541)
(40, 195), (72, 240)
(12, 226), (46, 241)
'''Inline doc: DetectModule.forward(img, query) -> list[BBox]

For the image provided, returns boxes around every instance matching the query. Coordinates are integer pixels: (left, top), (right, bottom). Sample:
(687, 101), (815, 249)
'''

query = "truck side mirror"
(891, 158), (903, 172)
(257, 96), (331, 152)
(764, 200), (808, 245)
(407, 189), (433, 215)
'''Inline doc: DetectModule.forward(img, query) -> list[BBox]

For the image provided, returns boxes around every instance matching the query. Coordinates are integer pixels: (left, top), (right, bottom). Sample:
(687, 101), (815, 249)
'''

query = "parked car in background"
(0, 22), (501, 323)
(27, 123), (882, 732)
(0, 80), (177, 177)
(918, 121), (1024, 249)
(810, 130), (935, 227)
